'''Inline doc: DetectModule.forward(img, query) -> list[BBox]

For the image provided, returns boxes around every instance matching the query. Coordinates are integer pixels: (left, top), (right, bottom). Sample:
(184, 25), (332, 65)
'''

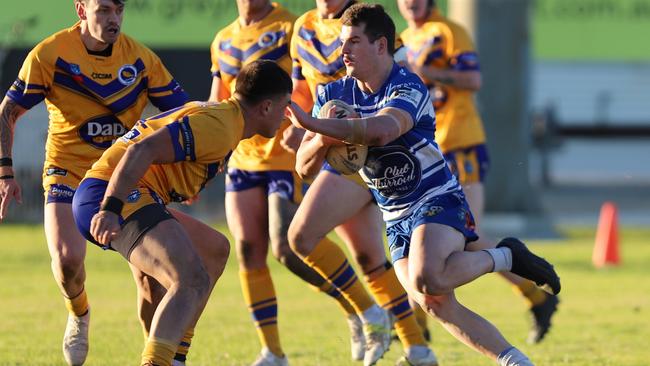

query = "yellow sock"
(513, 280), (548, 307)
(173, 328), (194, 363)
(64, 287), (89, 317)
(366, 266), (426, 348)
(313, 280), (357, 315)
(240, 268), (283, 357)
(302, 238), (374, 314)
(413, 304), (429, 338)
(141, 337), (176, 366)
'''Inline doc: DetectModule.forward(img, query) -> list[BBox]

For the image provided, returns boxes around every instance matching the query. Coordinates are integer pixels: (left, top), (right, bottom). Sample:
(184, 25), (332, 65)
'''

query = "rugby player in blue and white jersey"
(286, 4), (561, 366)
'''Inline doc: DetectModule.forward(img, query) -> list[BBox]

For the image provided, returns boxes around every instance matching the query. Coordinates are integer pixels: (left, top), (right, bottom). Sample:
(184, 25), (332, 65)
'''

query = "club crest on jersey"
(79, 115), (127, 149)
(118, 64), (138, 86)
(70, 63), (82, 75)
(363, 146), (422, 199)
(258, 31), (278, 48)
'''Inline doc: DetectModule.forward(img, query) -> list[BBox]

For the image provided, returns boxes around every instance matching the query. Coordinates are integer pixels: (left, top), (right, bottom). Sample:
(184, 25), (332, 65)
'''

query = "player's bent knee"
(412, 272), (453, 297)
(287, 226), (311, 257)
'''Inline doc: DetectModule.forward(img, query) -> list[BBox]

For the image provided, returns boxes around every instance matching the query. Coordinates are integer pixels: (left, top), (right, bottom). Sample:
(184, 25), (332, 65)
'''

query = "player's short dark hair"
(235, 60), (292, 104)
(341, 3), (396, 55)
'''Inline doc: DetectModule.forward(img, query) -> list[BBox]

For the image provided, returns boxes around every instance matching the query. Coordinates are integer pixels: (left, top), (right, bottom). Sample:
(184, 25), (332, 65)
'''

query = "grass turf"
(0, 224), (649, 365)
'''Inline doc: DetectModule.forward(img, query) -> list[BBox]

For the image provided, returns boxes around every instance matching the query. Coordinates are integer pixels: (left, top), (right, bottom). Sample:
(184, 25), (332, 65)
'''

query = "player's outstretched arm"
(410, 63), (481, 91)
(287, 102), (414, 147)
(0, 97), (27, 221)
(91, 128), (177, 244)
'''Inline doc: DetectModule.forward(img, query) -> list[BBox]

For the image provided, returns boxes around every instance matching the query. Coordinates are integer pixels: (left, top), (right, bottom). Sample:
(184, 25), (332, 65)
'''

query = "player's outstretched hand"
(90, 210), (121, 245)
(280, 125), (306, 154)
(286, 102), (314, 131)
(0, 177), (22, 221)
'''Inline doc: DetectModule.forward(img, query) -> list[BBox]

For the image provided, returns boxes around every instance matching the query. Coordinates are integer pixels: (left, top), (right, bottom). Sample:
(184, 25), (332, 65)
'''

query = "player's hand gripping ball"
(319, 100), (368, 175)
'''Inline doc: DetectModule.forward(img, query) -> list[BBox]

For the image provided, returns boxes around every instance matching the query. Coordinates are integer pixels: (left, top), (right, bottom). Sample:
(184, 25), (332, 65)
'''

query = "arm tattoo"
(0, 98), (24, 158)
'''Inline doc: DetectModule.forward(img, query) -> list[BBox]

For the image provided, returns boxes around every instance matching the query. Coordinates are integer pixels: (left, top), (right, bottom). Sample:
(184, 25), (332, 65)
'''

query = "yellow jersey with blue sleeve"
(5, 21), (188, 201)
(399, 9), (485, 152)
(85, 100), (243, 205)
(210, 3), (295, 172)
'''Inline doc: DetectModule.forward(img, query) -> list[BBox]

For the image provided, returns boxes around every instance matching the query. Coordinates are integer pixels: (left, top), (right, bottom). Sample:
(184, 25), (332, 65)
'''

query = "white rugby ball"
(319, 99), (368, 175)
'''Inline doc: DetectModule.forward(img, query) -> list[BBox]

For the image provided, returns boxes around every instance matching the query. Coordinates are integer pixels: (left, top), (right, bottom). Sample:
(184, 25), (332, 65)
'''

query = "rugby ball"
(319, 99), (368, 175)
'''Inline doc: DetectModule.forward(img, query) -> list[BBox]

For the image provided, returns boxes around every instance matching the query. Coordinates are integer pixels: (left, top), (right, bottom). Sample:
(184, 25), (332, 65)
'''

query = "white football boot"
(251, 347), (289, 366)
(396, 345), (439, 366)
(62, 309), (90, 366)
(347, 314), (366, 361)
(363, 306), (391, 366)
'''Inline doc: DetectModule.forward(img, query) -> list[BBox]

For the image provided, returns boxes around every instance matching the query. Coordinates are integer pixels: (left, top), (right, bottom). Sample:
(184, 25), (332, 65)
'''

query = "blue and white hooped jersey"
(313, 63), (461, 222)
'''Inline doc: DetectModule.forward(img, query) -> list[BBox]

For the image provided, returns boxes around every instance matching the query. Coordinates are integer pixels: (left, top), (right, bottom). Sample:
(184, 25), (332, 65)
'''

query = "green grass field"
(1, 224), (649, 365)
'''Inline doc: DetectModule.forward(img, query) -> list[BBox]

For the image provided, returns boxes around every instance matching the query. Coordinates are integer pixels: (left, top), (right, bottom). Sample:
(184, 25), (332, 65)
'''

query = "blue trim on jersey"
(220, 31), (287, 62)
(453, 51), (481, 71)
(149, 90), (188, 112)
(217, 59), (241, 76)
(297, 27), (341, 58)
(296, 45), (344, 76)
(148, 79), (180, 94)
(165, 123), (185, 162)
(423, 49), (443, 64)
(108, 78), (148, 114)
(6, 88), (45, 109)
(258, 44), (289, 62)
(52, 72), (96, 99)
(55, 57), (146, 99)
(291, 64), (305, 80)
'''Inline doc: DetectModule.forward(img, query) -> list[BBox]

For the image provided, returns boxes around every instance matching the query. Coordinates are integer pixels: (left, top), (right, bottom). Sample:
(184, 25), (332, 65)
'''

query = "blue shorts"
(225, 169), (303, 203)
(72, 178), (168, 256)
(443, 144), (490, 185)
(386, 191), (479, 263)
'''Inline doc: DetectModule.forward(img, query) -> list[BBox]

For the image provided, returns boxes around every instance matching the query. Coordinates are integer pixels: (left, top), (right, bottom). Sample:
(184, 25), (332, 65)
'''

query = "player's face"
(340, 24), (382, 79)
(80, 0), (124, 45)
(316, 0), (350, 16)
(236, 0), (271, 15)
(397, 0), (430, 23)
(260, 93), (292, 138)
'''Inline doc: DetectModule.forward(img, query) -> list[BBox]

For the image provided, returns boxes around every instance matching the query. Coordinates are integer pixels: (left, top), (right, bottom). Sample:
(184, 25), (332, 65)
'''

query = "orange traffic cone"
(592, 201), (620, 268)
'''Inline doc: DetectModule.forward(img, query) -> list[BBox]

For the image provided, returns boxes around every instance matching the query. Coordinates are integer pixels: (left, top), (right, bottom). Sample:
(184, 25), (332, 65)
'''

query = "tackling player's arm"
(281, 80), (313, 154)
(208, 75), (231, 102)
(287, 102), (414, 147)
(0, 96), (28, 220)
(410, 64), (481, 91)
(90, 127), (177, 244)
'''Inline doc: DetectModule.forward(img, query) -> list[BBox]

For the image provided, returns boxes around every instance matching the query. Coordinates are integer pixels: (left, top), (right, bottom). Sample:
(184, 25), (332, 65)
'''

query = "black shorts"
(111, 203), (175, 260)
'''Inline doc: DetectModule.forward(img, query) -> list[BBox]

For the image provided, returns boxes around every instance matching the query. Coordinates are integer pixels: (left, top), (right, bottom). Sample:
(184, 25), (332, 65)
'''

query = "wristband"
(0, 157), (12, 167)
(100, 196), (124, 215)
(0, 175), (14, 180)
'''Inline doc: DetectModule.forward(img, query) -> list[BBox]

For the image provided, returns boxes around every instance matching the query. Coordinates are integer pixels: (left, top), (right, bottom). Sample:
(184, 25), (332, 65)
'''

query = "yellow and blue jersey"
(5, 21), (188, 195)
(85, 100), (244, 204)
(400, 9), (485, 152)
(210, 3), (296, 171)
(290, 9), (346, 102)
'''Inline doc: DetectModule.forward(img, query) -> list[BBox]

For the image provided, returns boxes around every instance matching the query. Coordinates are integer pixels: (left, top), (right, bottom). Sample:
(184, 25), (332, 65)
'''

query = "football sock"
(141, 337), (176, 366)
(513, 280), (548, 308)
(483, 248), (513, 272)
(314, 280), (357, 315)
(173, 327), (194, 363)
(302, 239), (374, 313)
(64, 287), (89, 317)
(366, 265), (426, 348)
(240, 268), (284, 357)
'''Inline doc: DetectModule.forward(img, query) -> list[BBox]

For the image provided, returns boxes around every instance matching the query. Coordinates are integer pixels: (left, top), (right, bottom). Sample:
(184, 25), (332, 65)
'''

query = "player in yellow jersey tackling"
(397, 0), (559, 344)
(71, 60), (293, 366)
(209, 2), (390, 365)
(287, 1), (438, 365)
(0, 1), (189, 365)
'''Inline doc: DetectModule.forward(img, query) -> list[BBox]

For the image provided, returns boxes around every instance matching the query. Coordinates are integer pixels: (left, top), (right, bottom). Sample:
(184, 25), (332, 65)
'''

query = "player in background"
(286, 4), (561, 366)
(0, 1), (189, 365)
(72, 59), (292, 366)
(397, 0), (559, 344)
(209, 1), (387, 365)
(287, 1), (438, 365)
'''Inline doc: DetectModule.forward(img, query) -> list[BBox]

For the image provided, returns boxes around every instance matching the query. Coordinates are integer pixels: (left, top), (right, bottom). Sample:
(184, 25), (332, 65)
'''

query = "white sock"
(483, 247), (513, 272)
(497, 346), (534, 366)
(360, 304), (384, 324)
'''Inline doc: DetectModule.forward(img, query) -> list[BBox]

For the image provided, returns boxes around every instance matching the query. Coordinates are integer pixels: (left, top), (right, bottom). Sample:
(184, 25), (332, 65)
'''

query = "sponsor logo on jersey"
(49, 184), (75, 198)
(258, 31), (278, 48)
(120, 128), (142, 143)
(388, 86), (423, 108)
(79, 115), (127, 149)
(363, 145), (421, 199)
(91, 72), (112, 79)
(126, 189), (141, 203)
(45, 167), (68, 177)
(117, 64), (138, 86)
